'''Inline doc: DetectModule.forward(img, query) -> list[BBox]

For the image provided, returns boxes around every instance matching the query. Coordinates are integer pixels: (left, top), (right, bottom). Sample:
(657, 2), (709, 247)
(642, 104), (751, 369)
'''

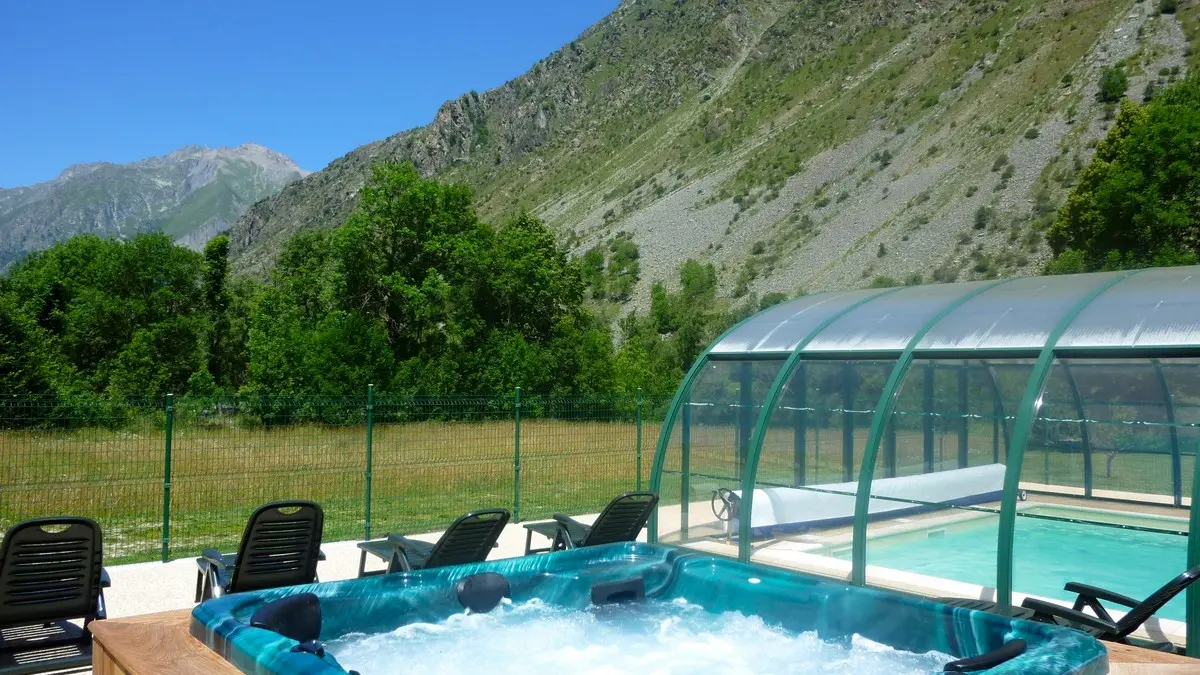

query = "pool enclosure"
(648, 266), (1200, 653)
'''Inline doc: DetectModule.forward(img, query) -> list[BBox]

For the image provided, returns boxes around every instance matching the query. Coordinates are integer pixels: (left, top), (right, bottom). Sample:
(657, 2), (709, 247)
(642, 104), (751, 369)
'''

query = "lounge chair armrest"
(386, 533), (421, 552)
(1063, 582), (1139, 609)
(552, 514), (591, 539)
(1021, 598), (1118, 634)
(201, 547), (228, 568)
(552, 513), (586, 527)
(100, 568), (111, 588)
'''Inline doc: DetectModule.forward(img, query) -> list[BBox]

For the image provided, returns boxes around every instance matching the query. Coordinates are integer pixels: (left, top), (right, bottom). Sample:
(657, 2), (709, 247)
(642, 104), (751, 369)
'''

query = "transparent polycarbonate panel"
(1059, 266), (1200, 349)
(710, 289), (888, 354)
(803, 282), (990, 354)
(746, 359), (894, 572)
(916, 272), (1122, 352)
(864, 359), (1032, 600)
(1014, 359), (1189, 624)
(1159, 360), (1200, 507)
(1020, 364), (1091, 492)
(1065, 361), (1174, 500)
(656, 358), (784, 547)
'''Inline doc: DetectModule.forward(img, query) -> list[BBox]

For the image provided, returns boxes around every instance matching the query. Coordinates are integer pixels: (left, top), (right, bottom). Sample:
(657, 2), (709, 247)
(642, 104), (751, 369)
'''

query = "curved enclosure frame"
(649, 266), (1200, 654)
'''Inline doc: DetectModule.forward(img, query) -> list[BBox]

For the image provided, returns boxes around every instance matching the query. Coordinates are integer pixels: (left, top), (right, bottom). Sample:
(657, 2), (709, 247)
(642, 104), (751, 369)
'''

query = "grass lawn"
(0, 418), (658, 563)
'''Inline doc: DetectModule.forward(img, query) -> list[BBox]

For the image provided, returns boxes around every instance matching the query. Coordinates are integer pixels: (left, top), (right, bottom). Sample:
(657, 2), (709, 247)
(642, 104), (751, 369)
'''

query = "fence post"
(161, 394), (174, 563)
(513, 387), (522, 522)
(636, 388), (643, 491)
(364, 384), (375, 541)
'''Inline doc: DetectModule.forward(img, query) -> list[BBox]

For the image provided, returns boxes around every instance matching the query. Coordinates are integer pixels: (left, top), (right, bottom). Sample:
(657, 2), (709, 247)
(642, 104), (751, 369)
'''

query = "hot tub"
(190, 543), (1107, 675)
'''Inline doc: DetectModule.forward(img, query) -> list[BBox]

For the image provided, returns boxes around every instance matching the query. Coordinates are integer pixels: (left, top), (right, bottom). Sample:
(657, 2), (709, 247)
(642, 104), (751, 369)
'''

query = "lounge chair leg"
(194, 568), (204, 603)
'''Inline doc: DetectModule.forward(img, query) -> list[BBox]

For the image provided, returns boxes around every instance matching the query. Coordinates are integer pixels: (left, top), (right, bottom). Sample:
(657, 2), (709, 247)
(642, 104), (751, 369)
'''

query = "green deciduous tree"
(1048, 77), (1200, 273)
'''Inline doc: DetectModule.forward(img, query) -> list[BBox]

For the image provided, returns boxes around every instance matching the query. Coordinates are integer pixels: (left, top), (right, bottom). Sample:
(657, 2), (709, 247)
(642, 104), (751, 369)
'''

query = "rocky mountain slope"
(228, 0), (1197, 310)
(0, 144), (306, 268)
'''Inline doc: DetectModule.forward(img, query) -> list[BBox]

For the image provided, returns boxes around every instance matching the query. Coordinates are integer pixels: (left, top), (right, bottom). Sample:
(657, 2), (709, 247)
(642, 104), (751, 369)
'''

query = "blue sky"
(0, 1), (619, 187)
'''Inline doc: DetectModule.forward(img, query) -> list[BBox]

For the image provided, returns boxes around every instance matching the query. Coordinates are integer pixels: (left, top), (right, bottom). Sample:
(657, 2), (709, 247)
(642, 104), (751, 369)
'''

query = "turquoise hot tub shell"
(190, 543), (1108, 675)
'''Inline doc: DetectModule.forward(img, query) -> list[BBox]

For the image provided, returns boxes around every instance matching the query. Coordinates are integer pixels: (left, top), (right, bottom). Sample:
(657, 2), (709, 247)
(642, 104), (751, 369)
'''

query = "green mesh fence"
(0, 390), (669, 564)
(0, 397), (166, 562)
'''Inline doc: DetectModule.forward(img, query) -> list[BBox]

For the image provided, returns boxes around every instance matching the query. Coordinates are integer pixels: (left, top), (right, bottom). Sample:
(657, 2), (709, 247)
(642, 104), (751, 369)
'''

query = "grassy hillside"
(229, 0), (1194, 309)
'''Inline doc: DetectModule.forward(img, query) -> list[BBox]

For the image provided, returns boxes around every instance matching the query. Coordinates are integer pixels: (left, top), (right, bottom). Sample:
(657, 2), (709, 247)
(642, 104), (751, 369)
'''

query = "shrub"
(815, 196), (831, 208)
(751, 241), (766, 255)
(877, 242), (887, 257)
(966, 185), (979, 197)
(974, 206), (996, 229)
(1098, 67), (1128, 103)
(1024, 127), (1040, 139)
(992, 155), (1009, 171)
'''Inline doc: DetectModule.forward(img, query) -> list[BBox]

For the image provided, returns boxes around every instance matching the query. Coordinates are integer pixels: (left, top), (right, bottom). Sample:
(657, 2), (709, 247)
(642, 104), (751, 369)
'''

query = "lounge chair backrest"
(581, 492), (659, 547)
(1114, 564), (1200, 638)
(0, 517), (103, 629)
(425, 509), (510, 569)
(228, 501), (324, 594)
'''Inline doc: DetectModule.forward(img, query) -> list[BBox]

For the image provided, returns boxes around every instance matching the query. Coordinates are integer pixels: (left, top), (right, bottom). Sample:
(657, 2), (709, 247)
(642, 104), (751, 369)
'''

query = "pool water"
(327, 597), (955, 675)
(854, 505), (1188, 621)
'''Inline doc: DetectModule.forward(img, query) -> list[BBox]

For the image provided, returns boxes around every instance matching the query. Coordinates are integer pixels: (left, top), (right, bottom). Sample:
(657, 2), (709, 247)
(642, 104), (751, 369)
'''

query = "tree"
(201, 235), (245, 390)
(1098, 66), (1128, 103)
(332, 162), (486, 360)
(243, 162), (614, 396)
(2, 233), (206, 397)
(1048, 77), (1200, 273)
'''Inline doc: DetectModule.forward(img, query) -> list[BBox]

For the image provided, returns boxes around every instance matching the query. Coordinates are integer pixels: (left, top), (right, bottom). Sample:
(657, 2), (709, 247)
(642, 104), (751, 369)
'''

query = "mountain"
(227, 0), (1196, 308)
(0, 144), (307, 268)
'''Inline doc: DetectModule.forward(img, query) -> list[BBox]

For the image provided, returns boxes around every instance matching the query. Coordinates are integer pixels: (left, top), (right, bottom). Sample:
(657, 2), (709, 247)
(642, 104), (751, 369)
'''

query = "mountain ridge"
(227, 0), (1195, 309)
(0, 143), (307, 268)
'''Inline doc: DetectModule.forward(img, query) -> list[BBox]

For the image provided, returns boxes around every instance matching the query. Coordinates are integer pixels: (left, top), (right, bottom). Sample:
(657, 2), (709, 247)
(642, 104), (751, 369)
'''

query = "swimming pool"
(852, 504), (1189, 621)
(190, 543), (1106, 675)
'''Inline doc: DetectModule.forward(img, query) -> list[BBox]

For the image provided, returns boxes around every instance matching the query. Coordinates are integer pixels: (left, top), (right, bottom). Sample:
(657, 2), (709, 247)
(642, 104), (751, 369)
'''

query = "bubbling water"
(326, 598), (955, 675)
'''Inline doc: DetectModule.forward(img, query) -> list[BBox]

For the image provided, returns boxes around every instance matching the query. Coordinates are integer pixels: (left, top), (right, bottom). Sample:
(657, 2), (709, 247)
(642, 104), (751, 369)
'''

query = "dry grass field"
(0, 418), (662, 563)
(3, 406), (1187, 564)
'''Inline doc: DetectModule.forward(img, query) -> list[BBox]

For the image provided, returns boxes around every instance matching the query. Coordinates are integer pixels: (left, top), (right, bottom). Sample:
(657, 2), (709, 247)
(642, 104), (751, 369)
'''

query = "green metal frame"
(650, 268), (1200, 649)
(735, 288), (904, 561)
(995, 270), (1140, 611)
(636, 388), (644, 491)
(648, 307), (779, 542)
(1059, 363), (1092, 497)
(161, 393), (174, 563)
(981, 360), (1012, 463)
(849, 279), (1012, 584)
(1152, 360), (1184, 506)
(1189, 436), (1200, 656)
(514, 386), (522, 522)
(364, 384), (375, 540)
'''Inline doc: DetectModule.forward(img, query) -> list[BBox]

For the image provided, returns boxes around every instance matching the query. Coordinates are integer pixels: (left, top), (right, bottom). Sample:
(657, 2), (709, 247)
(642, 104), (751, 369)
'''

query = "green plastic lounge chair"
(195, 500), (326, 602)
(0, 517), (110, 675)
(1019, 564), (1200, 654)
(357, 508), (510, 577)
(522, 491), (659, 555)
